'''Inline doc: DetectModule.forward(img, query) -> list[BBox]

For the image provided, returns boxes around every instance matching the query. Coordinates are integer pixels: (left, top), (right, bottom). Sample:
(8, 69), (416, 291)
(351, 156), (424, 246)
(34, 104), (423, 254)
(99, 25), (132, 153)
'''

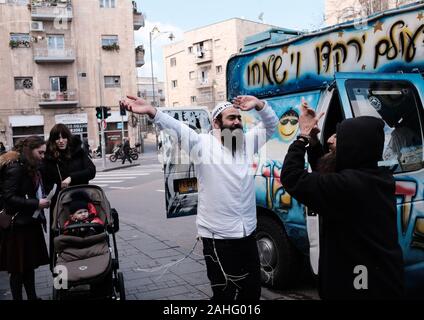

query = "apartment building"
(136, 76), (165, 108)
(325, 0), (416, 25)
(0, 0), (145, 153)
(163, 18), (277, 110)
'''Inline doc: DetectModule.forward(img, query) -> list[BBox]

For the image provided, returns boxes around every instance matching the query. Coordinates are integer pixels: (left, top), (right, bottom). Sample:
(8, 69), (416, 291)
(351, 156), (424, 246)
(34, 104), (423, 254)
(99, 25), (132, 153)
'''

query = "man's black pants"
(202, 232), (261, 300)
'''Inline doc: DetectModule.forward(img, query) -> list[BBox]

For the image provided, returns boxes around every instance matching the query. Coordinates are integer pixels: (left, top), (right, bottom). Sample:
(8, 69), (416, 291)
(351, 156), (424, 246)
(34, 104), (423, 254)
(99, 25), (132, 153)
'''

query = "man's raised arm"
(121, 95), (200, 151)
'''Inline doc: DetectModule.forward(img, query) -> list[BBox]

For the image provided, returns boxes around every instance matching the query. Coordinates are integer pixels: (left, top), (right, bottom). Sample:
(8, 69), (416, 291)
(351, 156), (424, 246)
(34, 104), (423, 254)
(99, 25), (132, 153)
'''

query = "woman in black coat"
(43, 124), (96, 268)
(0, 136), (50, 300)
(43, 124), (96, 211)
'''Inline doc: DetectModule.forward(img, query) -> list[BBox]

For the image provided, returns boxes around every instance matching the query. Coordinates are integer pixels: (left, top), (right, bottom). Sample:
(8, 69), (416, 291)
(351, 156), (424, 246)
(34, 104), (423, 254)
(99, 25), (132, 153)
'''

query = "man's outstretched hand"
(299, 98), (324, 137)
(120, 95), (157, 118)
(232, 95), (265, 111)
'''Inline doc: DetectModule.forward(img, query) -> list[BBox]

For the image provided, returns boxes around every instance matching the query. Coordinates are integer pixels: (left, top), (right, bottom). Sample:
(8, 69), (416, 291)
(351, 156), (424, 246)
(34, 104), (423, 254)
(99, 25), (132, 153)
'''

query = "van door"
(158, 108), (211, 218)
(335, 72), (424, 290)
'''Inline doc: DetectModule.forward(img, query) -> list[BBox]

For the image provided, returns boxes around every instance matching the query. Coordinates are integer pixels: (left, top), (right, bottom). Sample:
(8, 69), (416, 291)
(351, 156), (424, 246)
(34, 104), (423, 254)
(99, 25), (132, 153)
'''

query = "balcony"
(33, 48), (75, 63)
(135, 45), (145, 67)
(196, 81), (213, 89)
(133, 11), (145, 30)
(195, 49), (213, 64)
(38, 90), (78, 107)
(31, 1), (73, 21)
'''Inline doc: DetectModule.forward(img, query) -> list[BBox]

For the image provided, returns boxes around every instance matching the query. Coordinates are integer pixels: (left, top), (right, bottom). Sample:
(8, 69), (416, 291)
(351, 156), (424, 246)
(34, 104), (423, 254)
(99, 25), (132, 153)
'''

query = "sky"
(134, 0), (325, 81)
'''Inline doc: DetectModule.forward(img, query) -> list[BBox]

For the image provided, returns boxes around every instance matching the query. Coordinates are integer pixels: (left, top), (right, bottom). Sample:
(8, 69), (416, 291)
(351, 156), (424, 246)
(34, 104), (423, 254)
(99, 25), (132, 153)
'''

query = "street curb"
(97, 163), (140, 172)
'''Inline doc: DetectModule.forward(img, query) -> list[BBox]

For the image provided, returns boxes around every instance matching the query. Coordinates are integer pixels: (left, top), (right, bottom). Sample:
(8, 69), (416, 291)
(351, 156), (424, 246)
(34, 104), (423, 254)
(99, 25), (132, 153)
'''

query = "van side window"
(322, 89), (345, 152)
(346, 80), (424, 173)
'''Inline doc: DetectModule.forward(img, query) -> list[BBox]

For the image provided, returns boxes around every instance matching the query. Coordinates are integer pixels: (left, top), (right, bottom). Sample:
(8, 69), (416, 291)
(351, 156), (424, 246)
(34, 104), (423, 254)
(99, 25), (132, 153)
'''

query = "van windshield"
(345, 80), (424, 173)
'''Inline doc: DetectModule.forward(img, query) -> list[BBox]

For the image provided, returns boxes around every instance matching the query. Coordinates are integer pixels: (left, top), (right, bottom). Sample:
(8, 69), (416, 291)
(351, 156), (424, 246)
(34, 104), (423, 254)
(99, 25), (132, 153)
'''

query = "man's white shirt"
(152, 102), (278, 239)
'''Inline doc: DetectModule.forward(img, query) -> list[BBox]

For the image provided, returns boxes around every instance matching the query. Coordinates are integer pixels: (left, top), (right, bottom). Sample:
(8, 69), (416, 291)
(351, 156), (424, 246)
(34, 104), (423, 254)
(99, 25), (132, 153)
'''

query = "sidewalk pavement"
(0, 220), (212, 300)
(0, 220), (315, 300)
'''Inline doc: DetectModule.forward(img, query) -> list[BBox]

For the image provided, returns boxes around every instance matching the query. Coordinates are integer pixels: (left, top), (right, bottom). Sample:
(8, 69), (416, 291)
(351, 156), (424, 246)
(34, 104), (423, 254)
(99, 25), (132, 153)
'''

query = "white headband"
(212, 102), (233, 120)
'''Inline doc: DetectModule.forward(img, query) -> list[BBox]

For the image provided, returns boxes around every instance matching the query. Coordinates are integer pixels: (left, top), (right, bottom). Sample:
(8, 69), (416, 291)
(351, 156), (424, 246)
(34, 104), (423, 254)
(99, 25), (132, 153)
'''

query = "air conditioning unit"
(30, 21), (44, 32)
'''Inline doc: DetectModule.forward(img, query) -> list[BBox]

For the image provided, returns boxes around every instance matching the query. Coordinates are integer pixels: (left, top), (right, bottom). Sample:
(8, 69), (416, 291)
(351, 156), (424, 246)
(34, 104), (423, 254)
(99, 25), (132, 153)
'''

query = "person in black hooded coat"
(43, 124), (96, 268)
(280, 102), (404, 300)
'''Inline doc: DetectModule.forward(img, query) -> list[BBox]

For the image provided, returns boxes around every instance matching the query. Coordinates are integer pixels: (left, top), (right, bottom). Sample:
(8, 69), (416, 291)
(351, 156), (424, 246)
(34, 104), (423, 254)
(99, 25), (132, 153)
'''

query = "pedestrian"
(43, 124), (96, 268)
(121, 94), (278, 300)
(280, 100), (405, 300)
(0, 136), (50, 300)
(0, 142), (6, 155)
(121, 139), (132, 164)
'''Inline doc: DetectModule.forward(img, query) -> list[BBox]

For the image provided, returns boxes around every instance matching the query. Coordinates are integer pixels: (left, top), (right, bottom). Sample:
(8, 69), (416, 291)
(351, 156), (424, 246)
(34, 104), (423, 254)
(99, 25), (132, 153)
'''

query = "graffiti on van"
(241, 93), (320, 251)
(227, 9), (424, 99)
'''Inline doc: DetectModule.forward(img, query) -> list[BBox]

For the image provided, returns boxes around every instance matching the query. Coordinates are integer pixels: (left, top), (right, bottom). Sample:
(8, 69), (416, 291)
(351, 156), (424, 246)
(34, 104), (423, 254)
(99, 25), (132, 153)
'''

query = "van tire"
(256, 214), (301, 289)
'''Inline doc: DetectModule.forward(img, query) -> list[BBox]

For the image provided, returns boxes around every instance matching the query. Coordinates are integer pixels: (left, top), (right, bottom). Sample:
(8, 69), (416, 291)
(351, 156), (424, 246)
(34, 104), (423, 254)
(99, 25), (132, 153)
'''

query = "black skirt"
(0, 223), (49, 273)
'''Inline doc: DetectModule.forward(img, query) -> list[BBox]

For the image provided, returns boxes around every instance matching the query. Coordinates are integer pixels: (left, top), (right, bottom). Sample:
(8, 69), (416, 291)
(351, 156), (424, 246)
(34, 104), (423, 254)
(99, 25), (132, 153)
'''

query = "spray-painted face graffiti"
(278, 110), (299, 142)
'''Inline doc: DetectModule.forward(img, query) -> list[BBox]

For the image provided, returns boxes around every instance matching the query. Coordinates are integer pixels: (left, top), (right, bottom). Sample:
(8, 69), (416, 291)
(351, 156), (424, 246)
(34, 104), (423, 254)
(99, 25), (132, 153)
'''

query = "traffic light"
(103, 107), (111, 119)
(96, 107), (102, 119)
(119, 101), (126, 116)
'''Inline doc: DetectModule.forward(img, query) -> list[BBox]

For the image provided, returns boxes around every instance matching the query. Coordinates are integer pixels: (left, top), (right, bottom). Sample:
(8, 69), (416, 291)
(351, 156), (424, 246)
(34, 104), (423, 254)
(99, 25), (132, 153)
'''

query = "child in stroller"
(51, 185), (125, 300)
(64, 191), (104, 237)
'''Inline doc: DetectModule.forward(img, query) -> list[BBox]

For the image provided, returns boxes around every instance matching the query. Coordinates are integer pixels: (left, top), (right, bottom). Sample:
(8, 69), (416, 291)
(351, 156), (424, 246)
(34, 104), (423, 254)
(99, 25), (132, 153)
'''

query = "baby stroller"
(51, 185), (125, 300)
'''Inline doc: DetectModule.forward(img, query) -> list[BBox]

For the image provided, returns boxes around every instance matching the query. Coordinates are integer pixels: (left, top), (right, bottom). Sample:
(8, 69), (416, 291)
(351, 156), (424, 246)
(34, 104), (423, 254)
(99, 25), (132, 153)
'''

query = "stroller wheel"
(117, 272), (126, 300)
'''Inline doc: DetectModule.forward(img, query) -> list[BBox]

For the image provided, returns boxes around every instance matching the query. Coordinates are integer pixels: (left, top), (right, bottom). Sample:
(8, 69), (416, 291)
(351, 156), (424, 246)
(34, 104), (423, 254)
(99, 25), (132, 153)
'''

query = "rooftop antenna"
(258, 12), (264, 22)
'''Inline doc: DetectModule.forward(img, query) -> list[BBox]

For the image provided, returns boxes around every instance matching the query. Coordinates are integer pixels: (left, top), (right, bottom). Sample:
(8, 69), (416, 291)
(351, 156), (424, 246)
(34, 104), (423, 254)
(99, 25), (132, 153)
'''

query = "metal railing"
(34, 48), (74, 59)
(31, 1), (73, 20)
(39, 89), (77, 103)
(133, 12), (145, 29)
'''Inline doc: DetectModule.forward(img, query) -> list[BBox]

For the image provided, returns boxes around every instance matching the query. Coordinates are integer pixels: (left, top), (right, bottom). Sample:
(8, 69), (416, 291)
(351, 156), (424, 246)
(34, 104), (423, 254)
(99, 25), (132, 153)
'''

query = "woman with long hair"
(43, 124), (96, 268)
(0, 136), (50, 300)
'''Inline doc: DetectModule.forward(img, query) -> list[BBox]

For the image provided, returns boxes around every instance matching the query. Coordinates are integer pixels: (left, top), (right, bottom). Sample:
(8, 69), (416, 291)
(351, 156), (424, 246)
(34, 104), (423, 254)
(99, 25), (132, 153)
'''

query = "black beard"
(317, 151), (337, 173)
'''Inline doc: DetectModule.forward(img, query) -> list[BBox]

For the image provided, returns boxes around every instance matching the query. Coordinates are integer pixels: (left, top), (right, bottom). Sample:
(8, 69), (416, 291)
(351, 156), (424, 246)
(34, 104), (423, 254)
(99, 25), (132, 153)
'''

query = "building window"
(200, 70), (208, 84)
(50, 76), (67, 92)
(216, 65), (223, 74)
(214, 39), (221, 48)
(101, 35), (119, 46)
(170, 57), (176, 67)
(173, 102), (179, 107)
(191, 96), (196, 103)
(14, 77), (33, 90)
(12, 126), (44, 147)
(100, 0), (115, 8)
(171, 80), (178, 88)
(188, 46), (193, 54)
(104, 76), (121, 88)
(196, 42), (204, 57)
(47, 34), (65, 50)
(189, 71), (195, 80)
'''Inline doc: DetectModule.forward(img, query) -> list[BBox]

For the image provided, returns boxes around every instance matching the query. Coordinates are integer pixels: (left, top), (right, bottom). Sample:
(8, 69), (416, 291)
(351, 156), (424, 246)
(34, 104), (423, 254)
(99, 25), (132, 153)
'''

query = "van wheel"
(257, 215), (301, 289)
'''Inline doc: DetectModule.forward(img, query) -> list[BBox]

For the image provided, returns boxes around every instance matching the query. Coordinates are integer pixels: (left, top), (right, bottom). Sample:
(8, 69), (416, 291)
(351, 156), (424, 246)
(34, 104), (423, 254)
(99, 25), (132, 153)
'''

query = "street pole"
(101, 110), (106, 169)
(121, 115), (125, 141)
(150, 30), (156, 108)
(98, 58), (106, 169)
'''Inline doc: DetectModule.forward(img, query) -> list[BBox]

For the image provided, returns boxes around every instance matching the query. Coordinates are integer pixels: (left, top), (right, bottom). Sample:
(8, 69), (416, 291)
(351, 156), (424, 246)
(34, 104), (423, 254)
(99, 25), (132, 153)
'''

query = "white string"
(208, 235), (249, 292)
(133, 237), (200, 280)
